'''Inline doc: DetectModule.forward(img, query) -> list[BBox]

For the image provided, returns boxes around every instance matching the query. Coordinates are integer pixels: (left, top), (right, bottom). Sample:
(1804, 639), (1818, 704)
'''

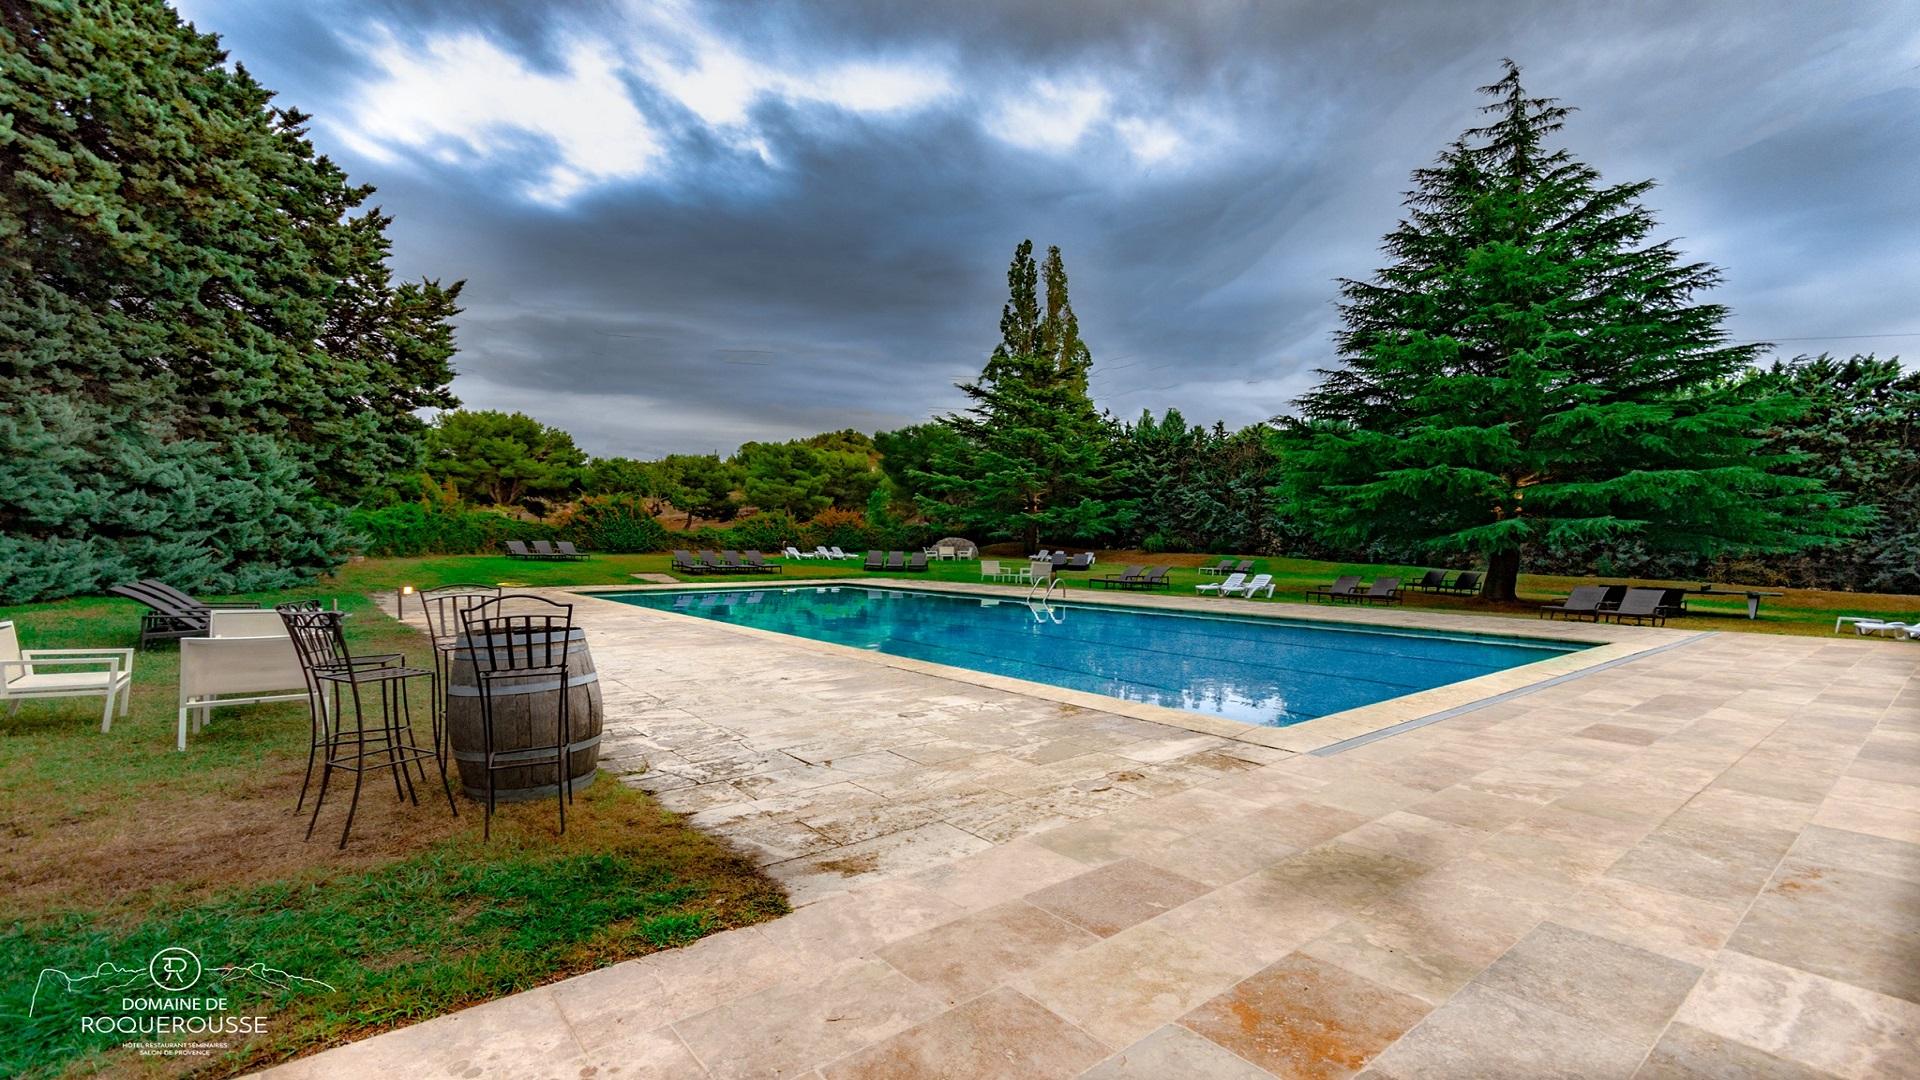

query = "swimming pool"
(607, 586), (1589, 728)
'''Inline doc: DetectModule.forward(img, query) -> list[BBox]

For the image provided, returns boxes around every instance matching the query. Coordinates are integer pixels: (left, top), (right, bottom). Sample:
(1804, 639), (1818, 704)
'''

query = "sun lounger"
(717, 550), (750, 573)
(672, 549), (709, 574)
(1134, 566), (1173, 591)
(1197, 572), (1246, 596)
(906, 553), (930, 572)
(1602, 588), (1669, 626)
(1539, 586), (1608, 621)
(530, 540), (568, 560)
(108, 580), (262, 648)
(1305, 575), (1361, 603)
(1226, 573), (1276, 598)
(886, 552), (906, 571)
(1093, 565), (1145, 589)
(865, 550), (884, 570)
(743, 551), (781, 573)
(828, 546), (852, 560)
(1411, 570), (1448, 592)
(503, 540), (533, 559)
(1436, 571), (1482, 595)
(1348, 577), (1401, 605)
(556, 541), (589, 560)
(1197, 559), (1234, 577)
(783, 546), (810, 560)
(1834, 616), (1916, 639)
(1062, 553), (1094, 571)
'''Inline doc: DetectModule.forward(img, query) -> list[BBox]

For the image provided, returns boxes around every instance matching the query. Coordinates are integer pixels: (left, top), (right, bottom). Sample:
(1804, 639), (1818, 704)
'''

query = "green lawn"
(328, 551), (1918, 638)
(0, 590), (784, 1079)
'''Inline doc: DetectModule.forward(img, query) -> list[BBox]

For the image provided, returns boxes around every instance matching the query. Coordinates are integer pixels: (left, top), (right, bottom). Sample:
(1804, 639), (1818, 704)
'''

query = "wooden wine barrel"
(445, 627), (603, 801)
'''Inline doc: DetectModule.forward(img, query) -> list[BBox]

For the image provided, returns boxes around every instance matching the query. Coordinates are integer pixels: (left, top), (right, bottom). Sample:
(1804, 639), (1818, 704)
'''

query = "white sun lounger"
(1834, 616), (1914, 639)
(1196, 572), (1246, 595)
(1226, 573), (1276, 598)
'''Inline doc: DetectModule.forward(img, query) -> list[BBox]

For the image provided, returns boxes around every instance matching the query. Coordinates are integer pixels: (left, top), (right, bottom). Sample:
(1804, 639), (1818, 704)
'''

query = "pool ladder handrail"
(1027, 573), (1065, 623)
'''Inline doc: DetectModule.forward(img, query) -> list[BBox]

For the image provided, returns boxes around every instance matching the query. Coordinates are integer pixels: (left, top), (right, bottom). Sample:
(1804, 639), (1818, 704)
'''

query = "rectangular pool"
(607, 586), (1588, 728)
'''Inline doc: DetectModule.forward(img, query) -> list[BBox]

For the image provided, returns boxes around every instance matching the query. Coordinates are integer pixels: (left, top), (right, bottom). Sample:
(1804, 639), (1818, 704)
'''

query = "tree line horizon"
(3, 5), (1913, 604)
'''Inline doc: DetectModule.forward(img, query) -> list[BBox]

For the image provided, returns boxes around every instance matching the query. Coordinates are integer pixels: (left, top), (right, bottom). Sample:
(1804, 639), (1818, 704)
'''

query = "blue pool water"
(609, 586), (1587, 728)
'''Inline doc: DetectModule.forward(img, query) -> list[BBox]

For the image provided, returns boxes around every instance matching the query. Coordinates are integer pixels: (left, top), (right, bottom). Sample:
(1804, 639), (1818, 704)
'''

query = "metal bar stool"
(415, 584), (501, 762)
(456, 595), (576, 839)
(282, 608), (456, 848)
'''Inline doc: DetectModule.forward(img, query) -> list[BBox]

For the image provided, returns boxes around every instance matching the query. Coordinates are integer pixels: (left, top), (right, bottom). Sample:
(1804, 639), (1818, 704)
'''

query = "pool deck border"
(565, 578), (1706, 755)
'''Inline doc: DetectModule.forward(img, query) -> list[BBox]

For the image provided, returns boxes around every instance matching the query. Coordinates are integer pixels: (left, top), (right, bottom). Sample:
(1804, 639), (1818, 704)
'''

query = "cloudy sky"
(177, 0), (1920, 459)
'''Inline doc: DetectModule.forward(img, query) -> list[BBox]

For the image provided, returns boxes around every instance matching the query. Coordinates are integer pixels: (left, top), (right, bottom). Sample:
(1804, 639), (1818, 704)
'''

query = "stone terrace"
(275, 588), (1920, 1078)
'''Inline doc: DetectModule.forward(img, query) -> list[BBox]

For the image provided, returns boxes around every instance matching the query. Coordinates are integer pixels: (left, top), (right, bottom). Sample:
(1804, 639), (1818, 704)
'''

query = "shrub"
(722, 511), (803, 553)
(557, 496), (670, 554)
(347, 503), (553, 558)
(802, 508), (876, 552)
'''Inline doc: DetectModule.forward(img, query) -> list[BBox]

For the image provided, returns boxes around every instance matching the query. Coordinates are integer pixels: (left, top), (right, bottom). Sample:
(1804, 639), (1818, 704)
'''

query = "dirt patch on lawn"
(1, 752), (476, 918)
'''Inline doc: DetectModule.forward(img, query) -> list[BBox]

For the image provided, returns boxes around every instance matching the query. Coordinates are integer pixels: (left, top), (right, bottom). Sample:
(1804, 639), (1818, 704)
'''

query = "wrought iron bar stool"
(415, 584), (501, 762)
(281, 608), (456, 848)
(456, 595), (576, 839)
(275, 599), (344, 812)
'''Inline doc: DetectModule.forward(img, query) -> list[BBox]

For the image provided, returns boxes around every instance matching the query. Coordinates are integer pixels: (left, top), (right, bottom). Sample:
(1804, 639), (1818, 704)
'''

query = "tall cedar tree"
(0, 0), (460, 602)
(1279, 62), (1857, 601)
(1747, 355), (1918, 593)
(917, 242), (1132, 551)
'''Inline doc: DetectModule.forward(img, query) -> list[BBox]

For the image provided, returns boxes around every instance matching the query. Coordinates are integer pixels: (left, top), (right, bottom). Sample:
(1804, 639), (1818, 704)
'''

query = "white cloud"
(335, 6), (956, 203)
(335, 31), (662, 204)
(1114, 116), (1184, 163)
(987, 79), (1111, 151)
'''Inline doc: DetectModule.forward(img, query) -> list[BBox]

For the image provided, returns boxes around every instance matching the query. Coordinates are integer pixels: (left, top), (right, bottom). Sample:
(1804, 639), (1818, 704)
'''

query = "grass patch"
(0, 590), (784, 1078)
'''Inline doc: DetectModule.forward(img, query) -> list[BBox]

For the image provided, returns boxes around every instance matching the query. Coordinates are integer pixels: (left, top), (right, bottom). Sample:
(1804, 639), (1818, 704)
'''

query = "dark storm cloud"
(175, 0), (1920, 457)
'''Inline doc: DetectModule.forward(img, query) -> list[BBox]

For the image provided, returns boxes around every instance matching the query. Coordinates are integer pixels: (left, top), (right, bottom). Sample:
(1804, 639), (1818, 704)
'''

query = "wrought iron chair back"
(417, 584), (501, 643)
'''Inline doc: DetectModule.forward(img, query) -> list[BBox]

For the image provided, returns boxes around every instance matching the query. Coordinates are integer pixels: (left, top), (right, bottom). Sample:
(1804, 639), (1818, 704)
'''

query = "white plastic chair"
(176, 610), (313, 751)
(828, 546), (851, 560)
(0, 620), (132, 732)
(783, 546), (810, 560)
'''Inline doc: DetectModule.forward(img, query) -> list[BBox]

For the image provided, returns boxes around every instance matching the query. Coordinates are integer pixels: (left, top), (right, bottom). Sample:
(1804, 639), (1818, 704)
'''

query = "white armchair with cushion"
(176, 610), (312, 751)
(0, 620), (133, 732)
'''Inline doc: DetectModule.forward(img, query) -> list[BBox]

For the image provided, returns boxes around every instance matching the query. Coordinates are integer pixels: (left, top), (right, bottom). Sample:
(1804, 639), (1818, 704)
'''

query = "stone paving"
(270, 586), (1920, 1078)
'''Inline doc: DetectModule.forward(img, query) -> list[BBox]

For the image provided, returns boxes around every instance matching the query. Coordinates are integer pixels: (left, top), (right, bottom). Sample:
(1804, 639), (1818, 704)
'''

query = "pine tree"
(0, 0), (460, 602)
(917, 242), (1131, 552)
(1279, 62), (1859, 601)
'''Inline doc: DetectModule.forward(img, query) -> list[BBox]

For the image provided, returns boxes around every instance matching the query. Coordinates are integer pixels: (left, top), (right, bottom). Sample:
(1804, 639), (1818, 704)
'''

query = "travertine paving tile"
(822, 988), (1108, 1080)
(1675, 950), (1920, 1079)
(673, 958), (944, 1080)
(1179, 952), (1431, 1079)
(1474, 922), (1703, 1043)
(1633, 1021), (1830, 1080)
(877, 900), (1100, 1004)
(1079, 1025), (1277, 1079)
(1364, 981), (1649, 1080)
(1026, 858), (1210, 938)
(1017, 924), (1264, 1050)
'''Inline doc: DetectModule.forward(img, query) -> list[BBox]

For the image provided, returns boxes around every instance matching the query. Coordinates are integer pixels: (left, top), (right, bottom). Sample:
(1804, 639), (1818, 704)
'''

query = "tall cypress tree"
(917, 241), (1131, 552)
(0, 0), (461, 602)
(1279, 62), (1858, 601)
